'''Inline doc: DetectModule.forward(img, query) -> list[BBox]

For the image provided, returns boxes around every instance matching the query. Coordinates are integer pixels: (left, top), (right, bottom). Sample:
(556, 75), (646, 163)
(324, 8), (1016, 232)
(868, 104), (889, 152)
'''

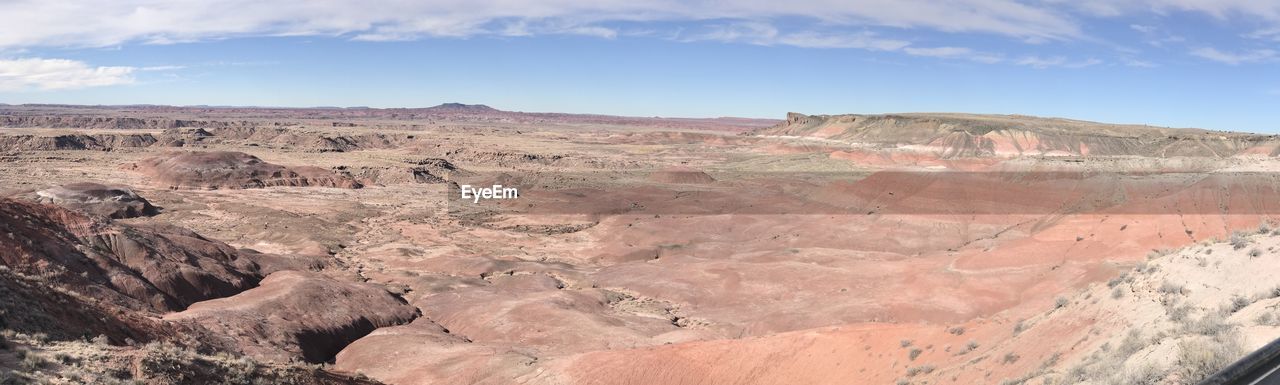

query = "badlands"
(2, 104), (1280, 385)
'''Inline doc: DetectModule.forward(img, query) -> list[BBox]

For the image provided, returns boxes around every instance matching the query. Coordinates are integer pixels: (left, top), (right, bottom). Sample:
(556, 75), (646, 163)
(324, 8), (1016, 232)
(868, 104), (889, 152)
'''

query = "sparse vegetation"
(1167, 304), (1192, 322)
(908, 348), (923, 361)
(1230, 231), (1251, 250)
(1249, 248), (1263, 258)
(1054, 297), (1069, 309)
(1256, 312), (1280, 326)
(1107, 274), (1126, 288)
(1159, 280), (1185, 295)
(900, 339), (913, 348)
(1185, 312), (1236, 337)
(1012, 320), (1025, 336)
(998, 352), (1061, 385)
(139, 342), (194, 383)
(19, 353), (47, 371)
(1176, 332), (1246, 384)
(1220, 295), (1253, 315)
(905, 365), (935, 377)
(947, 326), (965, 335)
(1147, 249), (1172, 259)
(1123, 363), (1166, 385)
(1002, 352), (1020, 364)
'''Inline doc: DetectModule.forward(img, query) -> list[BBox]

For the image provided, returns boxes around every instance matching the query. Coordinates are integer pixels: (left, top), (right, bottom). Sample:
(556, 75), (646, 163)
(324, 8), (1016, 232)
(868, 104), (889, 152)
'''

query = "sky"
(0, 1), (1279, 132)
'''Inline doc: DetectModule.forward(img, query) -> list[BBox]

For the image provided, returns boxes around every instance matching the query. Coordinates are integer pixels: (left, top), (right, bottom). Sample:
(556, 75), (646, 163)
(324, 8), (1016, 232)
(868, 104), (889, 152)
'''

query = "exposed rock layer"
(129, 151), (363, 189)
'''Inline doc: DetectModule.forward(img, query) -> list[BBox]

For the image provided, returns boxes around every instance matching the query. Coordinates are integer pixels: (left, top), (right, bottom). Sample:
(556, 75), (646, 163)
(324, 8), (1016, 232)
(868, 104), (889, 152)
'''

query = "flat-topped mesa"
(425, 102), (499, 113)
(129, 151), (363, 190)
(34, 182), (158, 219)
(753, 112), (1278, 158)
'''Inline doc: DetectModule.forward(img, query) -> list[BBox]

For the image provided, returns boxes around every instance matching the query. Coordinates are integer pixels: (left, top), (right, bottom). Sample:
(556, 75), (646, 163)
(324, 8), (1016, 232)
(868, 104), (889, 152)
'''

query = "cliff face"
(753, 112), (1277, 158)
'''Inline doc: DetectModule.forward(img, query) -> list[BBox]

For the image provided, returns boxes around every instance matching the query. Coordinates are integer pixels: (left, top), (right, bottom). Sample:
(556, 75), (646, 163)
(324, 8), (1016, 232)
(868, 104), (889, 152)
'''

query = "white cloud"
(1246, 28), (1280, 41)
(1015, 56), (1102, 69)
(0, 58), (135, 90)
(1190, 47), (1277, 65)
(903, 46), (1004, 63)
(1067, 0), (1280, 21)
(1129, 24), (1157, 34)
(680, 22), (910, 51)
(1121, 57), (1157, 67)
(683, 22), (1008, 63)
(0, 0), (1082, 50)
(1126, 23), (1185, 47)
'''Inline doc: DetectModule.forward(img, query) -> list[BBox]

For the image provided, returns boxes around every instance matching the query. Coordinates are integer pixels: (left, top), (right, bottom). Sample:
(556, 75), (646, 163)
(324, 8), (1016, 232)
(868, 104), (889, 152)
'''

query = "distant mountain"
(423, 103), (498, 113)
(0, 104), (778, 132)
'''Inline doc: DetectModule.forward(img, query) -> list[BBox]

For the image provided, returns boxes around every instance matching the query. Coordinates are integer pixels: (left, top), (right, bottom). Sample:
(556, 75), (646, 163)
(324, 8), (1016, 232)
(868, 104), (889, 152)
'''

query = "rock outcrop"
(0, 199), (262, 312)
(0, 133), (157, 151)
(34, 182), (159, 218)
(164, 271), (420, 363)
(129, 151), (363, 190)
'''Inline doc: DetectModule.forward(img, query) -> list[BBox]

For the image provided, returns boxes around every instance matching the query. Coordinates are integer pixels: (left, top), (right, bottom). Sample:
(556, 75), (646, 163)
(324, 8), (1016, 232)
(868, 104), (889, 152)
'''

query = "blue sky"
(0, 1), (1278, 132)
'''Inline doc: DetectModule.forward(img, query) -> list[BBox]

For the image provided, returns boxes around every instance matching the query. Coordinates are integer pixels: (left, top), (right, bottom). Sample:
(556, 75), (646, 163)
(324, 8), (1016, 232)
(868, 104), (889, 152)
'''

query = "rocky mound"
(0, 115), (262, 130)
(0, 199), (263, 312)
(337, 158), (467, 185)
(0, 133), (157, 151)
(164, 271), (419, 363)
(129, 151), (362, 190)
(647, 167), (716, 184)
(753, 112), (1276, 158)
(34, 182), (158, 218)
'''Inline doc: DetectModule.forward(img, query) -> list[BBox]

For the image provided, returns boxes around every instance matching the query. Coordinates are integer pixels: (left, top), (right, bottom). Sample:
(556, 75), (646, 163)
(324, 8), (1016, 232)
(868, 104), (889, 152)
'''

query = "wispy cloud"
(0, 58), (135, 90)
(1245, 28), (1280, 41)
(903, 46), (1004, 63)
(1190, 47), (1277, 65)
(1121, 57), (1157, 67)
(0, 0), (1082, 50)
(1128, 23), (1184, 47)
(1069, 0), (1280, 21)
(680, 22), (910, 51)
(682, 22), (1004, 63)
(1015, 56), (1102, 69)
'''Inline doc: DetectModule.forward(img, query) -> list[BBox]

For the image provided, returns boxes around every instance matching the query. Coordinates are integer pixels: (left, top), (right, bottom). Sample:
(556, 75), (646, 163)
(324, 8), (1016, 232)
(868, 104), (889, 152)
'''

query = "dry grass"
(1175, 332), (1245, 384)
(0, 333), (371, 385)
(905, 365), (935, 377)
(908, 348), (923, 361)
(1231, 231), (1251, 250)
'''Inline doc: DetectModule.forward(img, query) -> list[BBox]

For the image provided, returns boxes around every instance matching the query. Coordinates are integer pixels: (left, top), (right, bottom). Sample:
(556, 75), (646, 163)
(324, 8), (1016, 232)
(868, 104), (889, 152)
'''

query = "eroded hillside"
(2, 105), (1277, 385)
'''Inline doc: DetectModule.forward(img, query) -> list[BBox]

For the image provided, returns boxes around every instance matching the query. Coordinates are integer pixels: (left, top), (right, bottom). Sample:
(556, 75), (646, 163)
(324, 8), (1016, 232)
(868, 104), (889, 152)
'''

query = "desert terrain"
(2, 104), (1280, 385)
